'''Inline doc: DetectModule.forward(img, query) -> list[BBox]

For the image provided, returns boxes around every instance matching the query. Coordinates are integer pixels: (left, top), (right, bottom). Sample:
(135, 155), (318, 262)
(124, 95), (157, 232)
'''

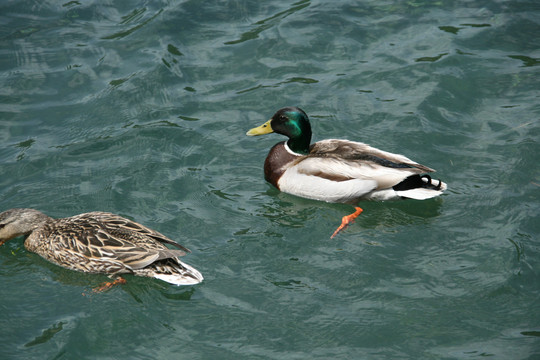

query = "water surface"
(1, 1), (539, 359)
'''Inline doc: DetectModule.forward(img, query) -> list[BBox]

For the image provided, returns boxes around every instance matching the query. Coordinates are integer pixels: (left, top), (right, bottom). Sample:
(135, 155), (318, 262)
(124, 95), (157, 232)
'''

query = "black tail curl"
(393, 174), (443, 192)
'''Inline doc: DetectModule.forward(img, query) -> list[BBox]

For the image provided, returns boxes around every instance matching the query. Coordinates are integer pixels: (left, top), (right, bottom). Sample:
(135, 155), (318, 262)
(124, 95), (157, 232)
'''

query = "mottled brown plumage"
(0, 208), (203, 285)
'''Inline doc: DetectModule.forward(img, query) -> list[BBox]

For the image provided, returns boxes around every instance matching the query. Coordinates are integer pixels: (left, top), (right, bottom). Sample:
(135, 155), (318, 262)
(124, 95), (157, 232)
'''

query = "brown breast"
(263, 141), (299, 189)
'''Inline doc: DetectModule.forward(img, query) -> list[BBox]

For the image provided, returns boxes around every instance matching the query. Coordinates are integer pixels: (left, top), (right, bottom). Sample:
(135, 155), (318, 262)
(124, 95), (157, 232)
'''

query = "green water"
(1, 0), (539, 359)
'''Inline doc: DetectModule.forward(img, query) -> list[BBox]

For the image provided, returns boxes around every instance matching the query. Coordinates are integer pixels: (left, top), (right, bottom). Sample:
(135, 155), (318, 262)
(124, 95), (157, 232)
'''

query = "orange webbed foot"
(331, 207), (363, 239)
(92, 277), (127, 293)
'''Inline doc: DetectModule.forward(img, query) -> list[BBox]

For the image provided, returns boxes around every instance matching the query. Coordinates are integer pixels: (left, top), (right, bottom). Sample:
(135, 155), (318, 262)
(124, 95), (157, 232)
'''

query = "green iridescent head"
(246, 107), (312, 154)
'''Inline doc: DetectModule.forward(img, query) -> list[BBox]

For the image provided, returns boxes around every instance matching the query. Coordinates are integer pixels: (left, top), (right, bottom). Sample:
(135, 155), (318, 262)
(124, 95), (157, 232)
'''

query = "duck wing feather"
(75, 212), (191, 253)
(41, 213), (188, 272)
(309, 139), (435, 172)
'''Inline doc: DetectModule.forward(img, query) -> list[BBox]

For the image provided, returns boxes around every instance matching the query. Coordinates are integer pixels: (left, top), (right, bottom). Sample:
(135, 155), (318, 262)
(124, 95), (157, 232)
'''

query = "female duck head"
(247, 107), (312, 154)
(0, 208), (51, 245)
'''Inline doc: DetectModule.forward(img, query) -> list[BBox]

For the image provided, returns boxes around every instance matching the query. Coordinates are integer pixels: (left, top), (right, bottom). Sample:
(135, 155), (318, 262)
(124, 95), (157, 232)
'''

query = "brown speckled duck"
(247, 107), (447, 237)
(0, 208), (203, 286)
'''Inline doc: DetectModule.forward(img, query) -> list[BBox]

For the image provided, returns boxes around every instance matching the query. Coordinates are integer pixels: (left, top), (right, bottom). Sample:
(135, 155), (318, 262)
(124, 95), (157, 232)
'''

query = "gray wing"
(309, 139), (435, 173)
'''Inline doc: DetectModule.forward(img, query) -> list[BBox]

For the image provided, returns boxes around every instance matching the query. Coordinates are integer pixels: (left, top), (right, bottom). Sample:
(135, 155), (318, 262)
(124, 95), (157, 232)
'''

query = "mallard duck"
(247, 107), (447, 237)
(0, 208), (203, 286)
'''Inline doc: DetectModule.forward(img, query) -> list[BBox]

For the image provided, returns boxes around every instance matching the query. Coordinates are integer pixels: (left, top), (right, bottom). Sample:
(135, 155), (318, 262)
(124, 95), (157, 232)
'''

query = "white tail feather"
(152, 261), (204, 286)
(395, 188), (444, 200)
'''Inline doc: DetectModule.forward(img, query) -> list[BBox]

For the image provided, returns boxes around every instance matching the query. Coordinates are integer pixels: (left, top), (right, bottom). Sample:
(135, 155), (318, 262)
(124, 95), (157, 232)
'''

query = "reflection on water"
(24, 322), (65, 348)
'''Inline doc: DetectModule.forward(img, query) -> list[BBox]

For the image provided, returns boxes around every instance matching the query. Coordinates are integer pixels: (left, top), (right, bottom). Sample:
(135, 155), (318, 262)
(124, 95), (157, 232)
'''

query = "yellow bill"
(246, 119), (274, 136)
